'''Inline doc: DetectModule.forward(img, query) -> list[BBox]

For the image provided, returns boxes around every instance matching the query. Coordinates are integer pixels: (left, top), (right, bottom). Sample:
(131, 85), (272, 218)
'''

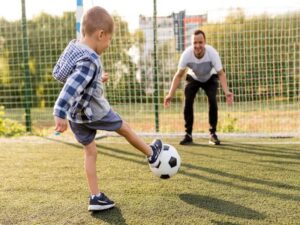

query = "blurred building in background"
(139, 10), (207, 55)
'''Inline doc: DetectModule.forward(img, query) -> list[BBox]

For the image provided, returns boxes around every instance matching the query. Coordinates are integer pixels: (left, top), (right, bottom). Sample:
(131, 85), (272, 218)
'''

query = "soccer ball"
(150, 144), (181, 179)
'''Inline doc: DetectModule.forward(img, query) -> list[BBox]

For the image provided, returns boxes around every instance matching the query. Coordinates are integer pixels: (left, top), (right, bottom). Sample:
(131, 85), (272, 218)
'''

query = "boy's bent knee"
(81, 138), (95, 146)
(69, 121), (97, 146)
(76, 133), (96, 146)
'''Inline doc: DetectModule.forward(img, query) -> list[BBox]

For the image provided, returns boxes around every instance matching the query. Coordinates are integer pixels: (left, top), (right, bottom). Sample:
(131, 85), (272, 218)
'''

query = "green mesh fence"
(0, 0), (299, 137)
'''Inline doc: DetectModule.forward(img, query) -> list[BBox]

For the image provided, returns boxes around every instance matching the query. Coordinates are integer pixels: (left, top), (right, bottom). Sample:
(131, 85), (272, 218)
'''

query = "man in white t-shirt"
(164, 29), (233, 145)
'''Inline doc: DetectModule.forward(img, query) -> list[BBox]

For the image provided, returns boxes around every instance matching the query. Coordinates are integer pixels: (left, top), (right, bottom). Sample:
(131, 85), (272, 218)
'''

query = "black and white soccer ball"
(150, 144), (181, 179)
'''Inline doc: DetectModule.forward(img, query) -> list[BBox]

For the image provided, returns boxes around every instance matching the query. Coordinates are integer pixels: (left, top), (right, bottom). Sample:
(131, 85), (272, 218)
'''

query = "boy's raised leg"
(116, 121), (163, 167)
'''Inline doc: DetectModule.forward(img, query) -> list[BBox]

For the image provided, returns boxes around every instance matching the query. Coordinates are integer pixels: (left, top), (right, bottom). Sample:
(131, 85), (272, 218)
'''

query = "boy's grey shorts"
(69, 109), (123, 146)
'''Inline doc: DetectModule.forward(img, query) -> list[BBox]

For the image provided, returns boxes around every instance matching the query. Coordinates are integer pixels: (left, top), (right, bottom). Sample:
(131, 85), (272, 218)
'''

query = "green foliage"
(104, 14), (145, 104)
(0, 9), (299, 116)
(218, 113), (239, 132)
(157, 40), (180, 88)
(0, 56), (10, 84)
(201, 11), (300, 102)
(0, 13), (75, 108)
(173, 88), (184, 103)
(0, 106), (25, 137)
(0, 11), (147, 107)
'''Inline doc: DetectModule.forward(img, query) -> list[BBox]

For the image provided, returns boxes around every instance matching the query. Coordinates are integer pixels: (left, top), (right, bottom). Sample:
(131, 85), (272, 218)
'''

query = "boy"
(53, 6), (163, 211)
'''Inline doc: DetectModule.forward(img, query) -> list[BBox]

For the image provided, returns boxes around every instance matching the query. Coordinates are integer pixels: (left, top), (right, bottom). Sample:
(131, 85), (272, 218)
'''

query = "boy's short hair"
(81, 6), (114, 36)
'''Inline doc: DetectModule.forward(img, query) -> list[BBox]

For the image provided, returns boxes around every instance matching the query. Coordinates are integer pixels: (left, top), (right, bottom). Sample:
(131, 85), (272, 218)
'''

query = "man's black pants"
(184, 74), (219, 135)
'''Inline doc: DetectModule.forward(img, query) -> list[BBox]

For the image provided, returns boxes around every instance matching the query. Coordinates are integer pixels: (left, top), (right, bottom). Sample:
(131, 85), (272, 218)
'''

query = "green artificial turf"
(0, 136), (299, 225)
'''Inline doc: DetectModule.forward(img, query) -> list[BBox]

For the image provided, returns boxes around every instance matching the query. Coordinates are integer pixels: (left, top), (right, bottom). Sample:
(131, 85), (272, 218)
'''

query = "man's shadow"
(179, 193), (265, 220)
(90, 206), (127, 225)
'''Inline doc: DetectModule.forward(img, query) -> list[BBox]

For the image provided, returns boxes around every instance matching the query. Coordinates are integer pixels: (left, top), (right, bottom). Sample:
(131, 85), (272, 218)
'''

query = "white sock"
(147, 147), (154, 159)
(91, 192), (102, 198)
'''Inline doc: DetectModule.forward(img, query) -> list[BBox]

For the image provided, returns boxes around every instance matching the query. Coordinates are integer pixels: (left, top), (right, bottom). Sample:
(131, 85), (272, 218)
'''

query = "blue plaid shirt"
(53, 40), (110, 123)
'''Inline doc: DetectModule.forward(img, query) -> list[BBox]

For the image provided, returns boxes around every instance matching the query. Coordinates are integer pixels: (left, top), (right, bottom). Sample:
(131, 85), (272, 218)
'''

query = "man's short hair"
(81, 6), (114, 36)
(193, 29), (206, 40)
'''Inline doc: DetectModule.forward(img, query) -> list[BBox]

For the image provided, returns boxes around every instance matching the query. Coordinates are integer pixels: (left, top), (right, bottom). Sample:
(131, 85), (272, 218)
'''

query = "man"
(164, 29), (233, 145)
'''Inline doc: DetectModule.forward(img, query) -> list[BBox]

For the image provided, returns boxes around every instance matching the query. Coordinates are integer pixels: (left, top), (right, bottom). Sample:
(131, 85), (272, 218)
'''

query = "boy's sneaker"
(88, 193), (115, 211)
(180, 134), (193, 145)
(209, 133), (221, 145)
(148, 139), (163, 168)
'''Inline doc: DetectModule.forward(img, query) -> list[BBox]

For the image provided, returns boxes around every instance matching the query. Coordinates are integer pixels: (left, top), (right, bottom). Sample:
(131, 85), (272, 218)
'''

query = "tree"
(103, 14), (145, 104)
(201, 10), (300, 102)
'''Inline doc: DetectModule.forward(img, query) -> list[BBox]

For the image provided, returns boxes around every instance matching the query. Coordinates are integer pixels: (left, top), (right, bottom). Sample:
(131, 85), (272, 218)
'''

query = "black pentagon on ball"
(168, 156), (177, 168)
(160, 174), (170, 179)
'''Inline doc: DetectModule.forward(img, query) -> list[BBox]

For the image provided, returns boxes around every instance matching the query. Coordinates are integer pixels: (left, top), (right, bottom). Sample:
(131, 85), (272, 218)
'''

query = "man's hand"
(225, 91), (234, 106)
(54, 116), (68, 133)
(163, 69), (185, 107)
(164, 94), (173, 107)
(102, 72), (109, 83)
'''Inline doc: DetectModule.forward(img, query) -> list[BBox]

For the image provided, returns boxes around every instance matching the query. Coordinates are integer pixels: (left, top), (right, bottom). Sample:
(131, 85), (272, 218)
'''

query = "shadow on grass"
(257, 160), (300, 165)
(217, 142), (300, 161)
(227, 141), (300, 154)
(44, 137), (300, 202)
(211, 220), (240, 225)
(179, 193), (265, 220)
(182, 163), (300, 191)
(90, 207), (127, 225)
(181, 142), (206, 147)
(179, 170), (300, 202)
(182, 148), (300, 173)
(44, 137), (145, 165)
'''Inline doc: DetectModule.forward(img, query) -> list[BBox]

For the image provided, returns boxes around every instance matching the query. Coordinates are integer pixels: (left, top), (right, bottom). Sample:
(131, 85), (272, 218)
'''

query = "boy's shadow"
(91, 206), (127, 225)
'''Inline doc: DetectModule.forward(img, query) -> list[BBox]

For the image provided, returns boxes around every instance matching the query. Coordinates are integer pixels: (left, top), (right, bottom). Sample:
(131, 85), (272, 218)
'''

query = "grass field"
(0, 136), (300, 225)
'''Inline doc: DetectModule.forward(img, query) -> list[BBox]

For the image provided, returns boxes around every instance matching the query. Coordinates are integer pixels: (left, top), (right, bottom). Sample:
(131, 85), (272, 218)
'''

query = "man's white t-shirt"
(178, 44), (223, 83)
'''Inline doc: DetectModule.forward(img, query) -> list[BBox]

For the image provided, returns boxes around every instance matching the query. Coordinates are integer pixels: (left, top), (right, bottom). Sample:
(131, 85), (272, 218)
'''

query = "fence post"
(76, 0), (83, 39)
(153, 0), (160, 132)
(21, 0), (32, 132)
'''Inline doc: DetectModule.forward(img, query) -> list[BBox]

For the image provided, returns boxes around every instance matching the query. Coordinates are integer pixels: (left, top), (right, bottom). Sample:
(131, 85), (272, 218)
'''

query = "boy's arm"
(53, 60), (97, 121)
(54, 116), (68, 133)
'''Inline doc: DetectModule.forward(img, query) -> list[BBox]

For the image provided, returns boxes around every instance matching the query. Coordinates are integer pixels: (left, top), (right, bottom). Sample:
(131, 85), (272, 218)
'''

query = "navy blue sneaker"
(88, 193), (115, 211)
(148, 139), (163, 167)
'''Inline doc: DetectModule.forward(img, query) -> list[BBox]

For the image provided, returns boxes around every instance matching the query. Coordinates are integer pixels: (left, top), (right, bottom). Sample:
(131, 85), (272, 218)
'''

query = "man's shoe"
(209, 133), (221, 145)
(180, 134), (193, 145)
(148, 139), (163, 167)
(88, 193), (115, 211)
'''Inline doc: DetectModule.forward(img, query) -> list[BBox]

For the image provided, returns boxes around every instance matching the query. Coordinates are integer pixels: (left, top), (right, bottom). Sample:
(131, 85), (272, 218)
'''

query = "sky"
(1, 0), (299, 32)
